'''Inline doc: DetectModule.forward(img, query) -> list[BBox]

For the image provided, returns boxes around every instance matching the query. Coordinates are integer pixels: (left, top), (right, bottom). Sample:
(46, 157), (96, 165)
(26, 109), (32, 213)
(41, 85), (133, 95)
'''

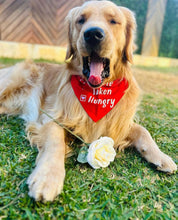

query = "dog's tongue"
(88, 55), (103, 86)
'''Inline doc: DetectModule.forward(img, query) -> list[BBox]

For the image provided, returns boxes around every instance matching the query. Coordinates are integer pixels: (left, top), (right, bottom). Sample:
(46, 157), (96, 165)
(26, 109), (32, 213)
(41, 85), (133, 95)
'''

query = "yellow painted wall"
(0, 41), (66, 63)
(133, 55), (178, 67)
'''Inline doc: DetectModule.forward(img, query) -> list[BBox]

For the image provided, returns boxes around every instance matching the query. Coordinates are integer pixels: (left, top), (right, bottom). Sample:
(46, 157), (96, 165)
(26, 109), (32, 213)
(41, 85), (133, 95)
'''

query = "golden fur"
(0, 0), (176, 201)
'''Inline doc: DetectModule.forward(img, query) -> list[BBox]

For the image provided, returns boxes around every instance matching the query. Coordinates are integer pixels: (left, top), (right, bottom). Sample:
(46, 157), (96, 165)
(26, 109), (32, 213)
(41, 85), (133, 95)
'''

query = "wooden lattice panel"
(0, 0), (84, 46)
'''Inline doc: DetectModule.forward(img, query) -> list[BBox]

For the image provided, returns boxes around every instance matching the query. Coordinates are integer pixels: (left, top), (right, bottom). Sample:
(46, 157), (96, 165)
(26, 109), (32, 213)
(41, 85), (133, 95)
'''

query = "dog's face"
(66, 0), (136, 88)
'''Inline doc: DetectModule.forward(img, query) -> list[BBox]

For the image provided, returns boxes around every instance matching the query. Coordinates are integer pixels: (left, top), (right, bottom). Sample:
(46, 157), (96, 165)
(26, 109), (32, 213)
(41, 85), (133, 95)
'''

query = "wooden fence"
(0, 0), (84, 46)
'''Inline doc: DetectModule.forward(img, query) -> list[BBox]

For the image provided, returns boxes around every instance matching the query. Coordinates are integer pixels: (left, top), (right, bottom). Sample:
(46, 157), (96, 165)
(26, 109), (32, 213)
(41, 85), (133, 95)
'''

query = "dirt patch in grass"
(133, 67), (178, 98)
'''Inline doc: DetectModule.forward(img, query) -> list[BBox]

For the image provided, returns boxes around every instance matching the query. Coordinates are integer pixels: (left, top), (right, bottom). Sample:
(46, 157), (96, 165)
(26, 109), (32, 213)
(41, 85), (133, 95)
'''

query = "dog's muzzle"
(82, 27), (110, 88)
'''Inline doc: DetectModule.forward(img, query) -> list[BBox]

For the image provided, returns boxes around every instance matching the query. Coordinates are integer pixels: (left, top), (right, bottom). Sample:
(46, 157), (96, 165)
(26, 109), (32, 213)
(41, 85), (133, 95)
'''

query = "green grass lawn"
(135, 65), (178, 75)
(0, 59), (177, 219)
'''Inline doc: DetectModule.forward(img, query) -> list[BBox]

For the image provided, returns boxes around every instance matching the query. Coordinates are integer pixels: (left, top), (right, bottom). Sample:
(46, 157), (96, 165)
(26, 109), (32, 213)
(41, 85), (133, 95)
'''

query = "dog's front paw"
(155, 152), (177, 173)
(27, 163), (65, 202)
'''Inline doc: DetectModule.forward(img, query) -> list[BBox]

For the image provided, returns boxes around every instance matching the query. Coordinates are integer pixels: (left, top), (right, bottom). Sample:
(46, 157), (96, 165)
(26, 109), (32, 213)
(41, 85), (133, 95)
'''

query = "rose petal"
(87, 136), (116, 169)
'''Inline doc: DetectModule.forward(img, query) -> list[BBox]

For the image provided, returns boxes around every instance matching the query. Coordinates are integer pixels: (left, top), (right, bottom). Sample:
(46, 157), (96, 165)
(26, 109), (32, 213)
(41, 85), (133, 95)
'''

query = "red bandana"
(71, 75), (128, 122)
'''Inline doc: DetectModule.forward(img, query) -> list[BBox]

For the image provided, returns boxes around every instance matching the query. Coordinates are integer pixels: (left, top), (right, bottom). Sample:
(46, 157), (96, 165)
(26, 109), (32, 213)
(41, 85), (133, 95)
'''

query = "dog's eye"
(78, 17), (85, 25)
(110, 19), (117, 24)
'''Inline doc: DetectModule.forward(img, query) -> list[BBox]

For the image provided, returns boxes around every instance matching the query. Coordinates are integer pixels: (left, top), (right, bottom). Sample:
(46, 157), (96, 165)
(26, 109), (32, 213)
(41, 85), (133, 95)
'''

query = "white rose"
(87, 137), (116, 169)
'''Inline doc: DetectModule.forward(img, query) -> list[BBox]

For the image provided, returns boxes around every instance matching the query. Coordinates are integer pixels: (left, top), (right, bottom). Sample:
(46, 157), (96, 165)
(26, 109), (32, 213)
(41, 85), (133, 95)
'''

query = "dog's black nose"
(84, 27), (105, 46)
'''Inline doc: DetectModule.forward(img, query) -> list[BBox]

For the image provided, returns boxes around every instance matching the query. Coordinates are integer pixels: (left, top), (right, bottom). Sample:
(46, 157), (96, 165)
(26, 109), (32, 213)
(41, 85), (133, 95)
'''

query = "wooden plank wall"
(0, 0), (85, 46)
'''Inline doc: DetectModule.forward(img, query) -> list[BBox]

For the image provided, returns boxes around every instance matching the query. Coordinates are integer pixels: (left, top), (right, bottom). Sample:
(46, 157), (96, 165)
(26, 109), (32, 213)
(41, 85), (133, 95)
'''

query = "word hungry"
(88, 96), (115, 108)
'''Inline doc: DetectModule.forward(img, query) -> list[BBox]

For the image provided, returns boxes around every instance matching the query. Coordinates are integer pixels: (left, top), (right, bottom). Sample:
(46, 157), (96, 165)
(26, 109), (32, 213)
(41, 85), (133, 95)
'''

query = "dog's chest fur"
(40, 64), (139, 147)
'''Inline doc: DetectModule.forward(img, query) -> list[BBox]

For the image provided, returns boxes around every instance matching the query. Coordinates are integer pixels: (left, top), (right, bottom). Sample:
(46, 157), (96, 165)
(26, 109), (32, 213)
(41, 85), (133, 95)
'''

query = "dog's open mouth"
(82, 52), (110, 88)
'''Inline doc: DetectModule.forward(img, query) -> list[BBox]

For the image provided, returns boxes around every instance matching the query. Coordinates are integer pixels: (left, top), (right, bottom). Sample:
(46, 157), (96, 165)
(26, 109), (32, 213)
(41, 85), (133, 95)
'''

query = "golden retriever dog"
(0, 0), (177, 201)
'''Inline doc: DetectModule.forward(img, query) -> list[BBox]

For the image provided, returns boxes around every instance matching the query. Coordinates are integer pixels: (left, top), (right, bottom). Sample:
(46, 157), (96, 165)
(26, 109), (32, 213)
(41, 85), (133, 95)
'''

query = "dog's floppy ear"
(65, 7), (80, 61)
(120, 7), (136, 64)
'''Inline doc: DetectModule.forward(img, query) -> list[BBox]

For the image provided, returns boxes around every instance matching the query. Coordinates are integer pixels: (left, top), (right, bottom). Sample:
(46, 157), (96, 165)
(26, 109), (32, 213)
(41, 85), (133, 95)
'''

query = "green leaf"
(77, 146), (89, 163)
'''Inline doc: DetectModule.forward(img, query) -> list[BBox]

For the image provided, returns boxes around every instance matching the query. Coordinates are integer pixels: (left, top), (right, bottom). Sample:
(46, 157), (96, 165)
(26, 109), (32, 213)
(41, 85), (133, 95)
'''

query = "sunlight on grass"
(0, 57), (62, 66)
(135, 65), (178, 75)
